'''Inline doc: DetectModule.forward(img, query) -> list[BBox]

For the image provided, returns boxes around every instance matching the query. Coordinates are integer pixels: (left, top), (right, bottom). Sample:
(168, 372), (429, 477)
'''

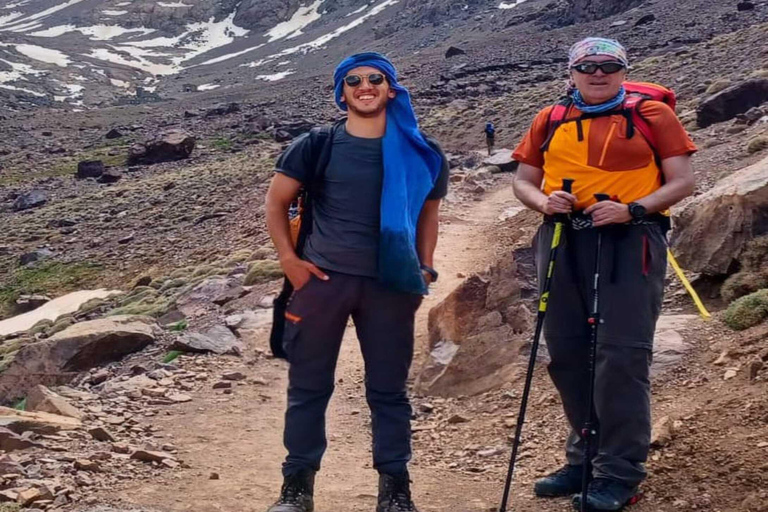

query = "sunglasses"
(571, 61), (626, 75)
(344, 73), (386, 87)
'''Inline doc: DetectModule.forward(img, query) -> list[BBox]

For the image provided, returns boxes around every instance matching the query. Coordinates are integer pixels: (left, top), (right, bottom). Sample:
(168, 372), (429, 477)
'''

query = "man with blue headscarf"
(264, 52), (449, 512)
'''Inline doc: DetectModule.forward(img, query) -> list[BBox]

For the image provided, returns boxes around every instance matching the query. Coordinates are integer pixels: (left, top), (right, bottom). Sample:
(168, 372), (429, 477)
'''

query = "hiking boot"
(571, 478), (638, 511)
(534, 464), (584, 497)
(377, 472), (419, 512)
(266, 470), (315, 512)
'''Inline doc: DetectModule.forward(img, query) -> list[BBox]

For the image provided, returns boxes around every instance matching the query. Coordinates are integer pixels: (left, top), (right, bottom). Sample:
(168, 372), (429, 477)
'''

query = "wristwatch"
(628, 202), (647, 220)
(421, 264), (439, 283)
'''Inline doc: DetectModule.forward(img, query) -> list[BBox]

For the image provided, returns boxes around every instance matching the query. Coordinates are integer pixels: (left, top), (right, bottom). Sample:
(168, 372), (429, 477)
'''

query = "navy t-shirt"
(276, 125), (449, 278)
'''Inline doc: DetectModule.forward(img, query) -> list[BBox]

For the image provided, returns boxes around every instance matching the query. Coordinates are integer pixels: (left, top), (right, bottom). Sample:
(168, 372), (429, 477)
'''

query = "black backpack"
(269, 120), (344, 359)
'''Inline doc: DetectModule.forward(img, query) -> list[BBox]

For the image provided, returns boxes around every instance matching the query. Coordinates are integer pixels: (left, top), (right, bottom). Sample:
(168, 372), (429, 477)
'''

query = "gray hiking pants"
(534, 221), (667, 487)
(280, 270), (423, 477)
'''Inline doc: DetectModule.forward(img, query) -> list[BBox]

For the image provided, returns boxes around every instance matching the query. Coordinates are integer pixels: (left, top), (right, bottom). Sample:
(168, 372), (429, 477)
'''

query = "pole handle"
(594, 193), (610, 202)
(562, 178), (575, 194)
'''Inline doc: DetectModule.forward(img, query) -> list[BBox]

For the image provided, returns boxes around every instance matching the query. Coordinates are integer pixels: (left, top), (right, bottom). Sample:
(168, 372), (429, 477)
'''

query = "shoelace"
(278, 479), (308, 505)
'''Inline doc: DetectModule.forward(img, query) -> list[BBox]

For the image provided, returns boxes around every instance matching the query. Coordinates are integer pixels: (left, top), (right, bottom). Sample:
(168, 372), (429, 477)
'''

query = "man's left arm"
(417, 199), (441, 284)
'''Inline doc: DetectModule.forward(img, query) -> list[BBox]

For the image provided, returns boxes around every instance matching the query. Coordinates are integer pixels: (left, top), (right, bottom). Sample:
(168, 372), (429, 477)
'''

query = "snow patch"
(498, 0), (527, 8)
(0, 83), (45, 96)
(103, 10), (128, 16)
(86, 47), (175, 75)
(158, 1), (192, 6)
(3, 1), (32, 9)
(198, 83), (220, 90)
(0, 12), (24, 27)
(245, 0), (399, 69)
(266, 0), (324, 42)
(346, 5), (368, 16)
(143, 85), (157, 92)
(110, 78), (130, 88)
(256, 70), (294, 81)
(14, 44), (71, 67)
(30, 24), (155, 40)
(196, 43), (264, 66)
(0, 0), (91, 31)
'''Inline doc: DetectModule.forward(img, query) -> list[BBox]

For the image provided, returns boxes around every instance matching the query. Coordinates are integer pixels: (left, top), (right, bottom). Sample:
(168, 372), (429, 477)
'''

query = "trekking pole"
(498, 178), (574, 512)
(579, 193), (610, 512)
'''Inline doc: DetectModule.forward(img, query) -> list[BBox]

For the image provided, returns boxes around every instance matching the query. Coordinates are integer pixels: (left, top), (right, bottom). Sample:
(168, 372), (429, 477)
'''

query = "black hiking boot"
(571, 478), (639, 511)
(377, 472), (419, 512)
(266, 470), (315, 512)
(534, 464), (584, 497)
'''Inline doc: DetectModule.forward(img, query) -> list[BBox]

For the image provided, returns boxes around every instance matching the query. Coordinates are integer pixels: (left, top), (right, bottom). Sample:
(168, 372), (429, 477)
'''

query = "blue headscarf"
(334, 52), (442, 295)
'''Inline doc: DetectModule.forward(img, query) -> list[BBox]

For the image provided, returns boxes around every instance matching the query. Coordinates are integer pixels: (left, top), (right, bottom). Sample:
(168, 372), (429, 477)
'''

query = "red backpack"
(542, 81), (677, 157)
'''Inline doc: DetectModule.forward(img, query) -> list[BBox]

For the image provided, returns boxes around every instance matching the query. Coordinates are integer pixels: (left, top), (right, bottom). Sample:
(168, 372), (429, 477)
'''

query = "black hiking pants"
(280, 270), (423, 477)
(534, 221), (667, 487)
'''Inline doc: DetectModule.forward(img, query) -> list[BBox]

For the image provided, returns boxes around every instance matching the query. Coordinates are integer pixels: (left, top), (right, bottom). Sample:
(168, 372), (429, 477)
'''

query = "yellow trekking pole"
(667, 247), (711, 320)
(499, 178), (574, 511)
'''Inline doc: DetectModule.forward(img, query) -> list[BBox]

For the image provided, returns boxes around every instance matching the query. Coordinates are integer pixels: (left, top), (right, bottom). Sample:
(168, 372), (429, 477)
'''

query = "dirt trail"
(114, 179), (519, 512)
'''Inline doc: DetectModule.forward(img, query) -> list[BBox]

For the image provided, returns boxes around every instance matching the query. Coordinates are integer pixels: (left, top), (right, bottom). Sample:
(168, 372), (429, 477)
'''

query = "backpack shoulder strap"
(623, 95), (659, 157)
(541, 97), (572, 153)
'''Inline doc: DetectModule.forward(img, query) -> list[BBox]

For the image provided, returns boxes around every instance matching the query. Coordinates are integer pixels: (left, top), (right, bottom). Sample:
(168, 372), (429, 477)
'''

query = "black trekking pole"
(498, 178), (574, 512)
(579, 193), (610, 512)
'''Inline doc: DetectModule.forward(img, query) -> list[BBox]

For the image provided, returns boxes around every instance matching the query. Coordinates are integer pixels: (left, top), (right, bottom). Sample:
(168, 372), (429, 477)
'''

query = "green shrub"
(723, 289), (768, 330)
(244, 260), (284, 286)
(747, 136), (768, 155)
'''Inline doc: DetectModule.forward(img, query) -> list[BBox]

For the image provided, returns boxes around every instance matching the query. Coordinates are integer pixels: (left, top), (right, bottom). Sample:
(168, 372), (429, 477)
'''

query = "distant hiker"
(264, 52), (449, 512)
(484, 121), (496, 156)
(512, 37), (696, 511)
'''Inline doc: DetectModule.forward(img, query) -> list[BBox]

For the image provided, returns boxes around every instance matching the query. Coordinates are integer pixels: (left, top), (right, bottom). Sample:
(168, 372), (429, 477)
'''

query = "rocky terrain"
(1, 0), (768, 511)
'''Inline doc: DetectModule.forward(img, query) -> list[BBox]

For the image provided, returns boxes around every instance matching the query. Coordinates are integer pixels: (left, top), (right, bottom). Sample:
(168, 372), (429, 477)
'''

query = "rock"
(128, 131), (196, 165)
(737, 1), (755, 11)
(17, 488), (47, 507)
(13, 294), (51, 315)
(74, 459), (100, 472)
(176, 276), (231, 314)
(697, 79), (768, 128)
(0, 316), (155, 401)
(130, 449), (175, 463)
(12, 190), (47, 211)
(416, 248), (537, 397)
(118, 233), (135, 244)
(671, 155), (768, 276)
(445, 46), (466, 58)
(0, 289), (123, 338)
(651, 416), (674, 448)
(205, 103), (240, 117)
(0, 454), (24, 474)
(274, 129), (293, 142)
(222, 372), (246, 381)
(19, 248), (53, 266)
(0, 427), (42, 452)
(76, 160), (104, 179)
(26, 385), (84, 420)
(447, 414), (470, 424)
(112, 442), (130, 454)
(749, 359), (764, 381)
(212, 286), (248, 306)
(651, 315), (697, 376)
(97, 169), (122, 184)
(105, 128), (124, 139)
(724, 368), (738, 380)
(210, 472), (220, 480)
(172, 325), (244, 356)
(88, 426), (115, 442)
(225, 314), (244, 329)
(168, 393), (192, 403)
(482, 151), (518, 173)
(213, 381), (232, 389)
(0, 407), (81, 434)
(634, 13), (656, 26)
(0, 490), (18, 502)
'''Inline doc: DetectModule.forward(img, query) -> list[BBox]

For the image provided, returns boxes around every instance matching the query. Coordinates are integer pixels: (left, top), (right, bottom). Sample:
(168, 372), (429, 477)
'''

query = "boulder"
(0, 315), (155, 402)
(128, 131), (195, 165)
(205, 102), (240, 117)
(76, 160), (104, 179)
(482, 151), (519, 173)
(671, 155), (768, 276)
(97, 169), (122, 184)
(26, 385), (84, 420)
(445, 46), (466, 59)
(697, 79), (768, 128)
(105, 128), (124, 139)
(737, 1), (755, 11)
(416, 248), (538, 397)
(0, 407), (81, 434)
(19, 248), (53, 266)
(172, 325), (244, 356)
(0, 427), (42, 451)
(12, 190), (47, 211)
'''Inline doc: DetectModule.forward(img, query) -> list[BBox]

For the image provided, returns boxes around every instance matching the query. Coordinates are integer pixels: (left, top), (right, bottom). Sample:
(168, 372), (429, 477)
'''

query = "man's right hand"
(281, 256), (329, 290)
(539, 191), (577, 215)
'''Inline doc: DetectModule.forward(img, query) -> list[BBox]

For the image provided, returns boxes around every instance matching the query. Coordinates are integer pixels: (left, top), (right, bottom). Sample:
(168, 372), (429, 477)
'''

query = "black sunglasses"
(344, 73), (386, 87)
(571, 61), (626, 75)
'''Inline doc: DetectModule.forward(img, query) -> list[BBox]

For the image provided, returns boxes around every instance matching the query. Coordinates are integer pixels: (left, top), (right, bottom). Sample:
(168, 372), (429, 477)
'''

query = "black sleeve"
(274, 132), (314, 184)
(427, 138), (450, 200)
